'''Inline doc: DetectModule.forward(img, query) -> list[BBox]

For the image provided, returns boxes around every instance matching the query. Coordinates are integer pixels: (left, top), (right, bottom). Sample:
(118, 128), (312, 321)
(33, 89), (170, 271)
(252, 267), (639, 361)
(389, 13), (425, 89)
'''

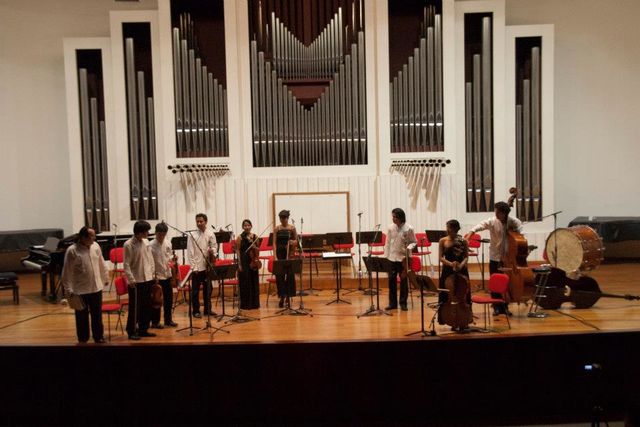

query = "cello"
(440, 274), (474, 330)
(502, 188), (535, 303)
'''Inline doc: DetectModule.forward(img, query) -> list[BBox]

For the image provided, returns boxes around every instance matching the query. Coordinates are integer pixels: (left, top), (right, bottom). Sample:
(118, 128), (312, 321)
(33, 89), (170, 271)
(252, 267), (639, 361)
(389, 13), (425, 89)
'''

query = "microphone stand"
(166, 221), (228, 337)
(226, 231), (260, 324)
(357, 213), (363, 291)
(291, 218), (311, 316)
(357, 225), (387, 317)
(108, 223), (118, 293)
(541, 210), (563, 268)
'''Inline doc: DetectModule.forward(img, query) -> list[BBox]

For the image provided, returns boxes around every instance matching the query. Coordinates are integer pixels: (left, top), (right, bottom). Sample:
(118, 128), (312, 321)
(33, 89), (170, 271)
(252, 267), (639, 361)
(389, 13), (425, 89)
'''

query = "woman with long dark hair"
(236, 219), (261, 309)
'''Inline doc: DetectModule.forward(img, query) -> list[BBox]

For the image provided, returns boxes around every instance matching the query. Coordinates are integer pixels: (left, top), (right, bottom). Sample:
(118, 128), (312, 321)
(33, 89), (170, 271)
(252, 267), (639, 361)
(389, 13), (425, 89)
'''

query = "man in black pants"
(150, 222), (178, 328)
(384, 208), (417, 311)
(187, 213), (217, 318)
(466, 201), (524, 315)
(61, 226), (109, 343)
(124, 220), (156, 340)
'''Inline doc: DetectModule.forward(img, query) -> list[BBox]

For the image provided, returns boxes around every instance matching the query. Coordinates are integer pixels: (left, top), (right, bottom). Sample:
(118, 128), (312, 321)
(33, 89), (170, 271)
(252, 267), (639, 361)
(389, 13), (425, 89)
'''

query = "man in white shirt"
(124, 220), (156, 340)
(61, 227), (109, 343)
(150, 222), (178, 328)
(384, 208), (417, 311)
(187, 213), (218, 318)
(466, 201), (523, 315)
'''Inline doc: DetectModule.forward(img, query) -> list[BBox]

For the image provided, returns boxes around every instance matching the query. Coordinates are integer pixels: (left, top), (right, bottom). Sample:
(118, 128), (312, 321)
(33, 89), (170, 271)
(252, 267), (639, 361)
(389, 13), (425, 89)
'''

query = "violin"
(440, 273), (473, 330)
(151, 280), (163, 309)
(169, 250), (179, 288)
(502, 188), (535, 303)
(246, 233), (262, 270)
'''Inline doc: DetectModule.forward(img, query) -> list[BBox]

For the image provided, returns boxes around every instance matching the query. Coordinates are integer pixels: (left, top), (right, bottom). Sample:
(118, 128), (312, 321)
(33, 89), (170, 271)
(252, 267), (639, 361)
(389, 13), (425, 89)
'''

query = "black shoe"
(193, 312), (202, 318)
(506, 309), (513, 317)
(128, 335), (140, 341)
(138, 331), (156, 338)
(385, 305), (397, 310)
(165, 321), (178, 327)
(94, 337), (107, 344)
(279, 298), (284, 308)
(400, 304), (408, 311)
(151, 323), (164, 329)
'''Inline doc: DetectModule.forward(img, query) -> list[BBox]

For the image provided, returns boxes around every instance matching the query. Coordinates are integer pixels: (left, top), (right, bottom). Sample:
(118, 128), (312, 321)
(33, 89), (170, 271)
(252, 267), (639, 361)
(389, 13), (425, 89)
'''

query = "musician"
(466, 201), (523, 315)
(384, 208), (417, 311)
(187, 213), (218, 318)
(123, 220), (156, 340)
(274, 210), (298, 308)
(60, 227), (108, 344)
(438, 220), (470, 324)
(150, 222), (178, 328)
(236, 219), (260, 310)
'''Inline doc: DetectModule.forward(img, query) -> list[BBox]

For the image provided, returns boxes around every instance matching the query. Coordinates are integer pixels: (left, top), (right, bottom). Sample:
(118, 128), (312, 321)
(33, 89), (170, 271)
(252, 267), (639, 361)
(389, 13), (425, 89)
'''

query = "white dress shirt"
(61, 242), (109, 295)
(384, 222), (417, 263)
(470, 216), (524, 261)
(123, 237), (155, 284)
(187, 228), (218, 272)
(150, 238), (173, 280)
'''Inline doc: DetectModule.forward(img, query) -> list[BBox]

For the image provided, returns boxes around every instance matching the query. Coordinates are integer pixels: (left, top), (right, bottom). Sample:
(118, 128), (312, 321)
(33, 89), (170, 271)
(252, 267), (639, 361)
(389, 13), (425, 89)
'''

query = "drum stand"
(528, 266), (551, 318)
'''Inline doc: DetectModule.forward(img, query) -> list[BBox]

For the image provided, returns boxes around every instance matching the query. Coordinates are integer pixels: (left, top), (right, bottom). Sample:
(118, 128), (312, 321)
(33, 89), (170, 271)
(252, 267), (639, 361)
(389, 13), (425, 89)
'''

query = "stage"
(1, 264), (640, 345)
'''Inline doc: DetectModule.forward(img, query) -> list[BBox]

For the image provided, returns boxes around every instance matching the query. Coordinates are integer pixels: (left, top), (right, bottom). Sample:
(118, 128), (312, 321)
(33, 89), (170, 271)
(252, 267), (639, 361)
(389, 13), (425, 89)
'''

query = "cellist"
(465, 201), (523, 316)
(236, 219), (261, 310)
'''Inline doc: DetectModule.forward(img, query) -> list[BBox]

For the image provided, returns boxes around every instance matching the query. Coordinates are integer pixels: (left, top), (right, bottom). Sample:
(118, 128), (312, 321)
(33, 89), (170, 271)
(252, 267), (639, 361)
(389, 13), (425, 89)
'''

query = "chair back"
(415, 233), (431, 248)
(178, 264), (191, 281)
(114, 276), (129, 296)
(410, 255), (422, 273)
(109, 247), (124, 264)
(369, 233), (386, 248)
(267, 256), (275, 273)
(488, 273), (510, 295)
(468, 233), (482, 249)
(259, 235), (273, 252)
(222, 241), (236, 256)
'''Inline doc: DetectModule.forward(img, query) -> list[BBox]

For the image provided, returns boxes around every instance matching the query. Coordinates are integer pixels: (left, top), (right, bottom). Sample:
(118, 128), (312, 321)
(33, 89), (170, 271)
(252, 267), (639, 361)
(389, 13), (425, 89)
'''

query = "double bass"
(503, 188), (535, 303)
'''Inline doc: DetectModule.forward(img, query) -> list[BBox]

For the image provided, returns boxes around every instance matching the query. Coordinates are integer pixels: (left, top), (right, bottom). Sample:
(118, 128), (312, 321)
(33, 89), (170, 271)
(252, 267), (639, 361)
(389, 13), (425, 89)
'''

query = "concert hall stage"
(1, 264), (639, 425)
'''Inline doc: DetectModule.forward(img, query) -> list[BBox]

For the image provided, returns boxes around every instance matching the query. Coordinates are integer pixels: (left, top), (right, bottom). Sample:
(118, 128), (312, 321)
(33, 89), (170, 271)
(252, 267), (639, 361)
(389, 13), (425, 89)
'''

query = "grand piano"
(21, 231), (140, 301)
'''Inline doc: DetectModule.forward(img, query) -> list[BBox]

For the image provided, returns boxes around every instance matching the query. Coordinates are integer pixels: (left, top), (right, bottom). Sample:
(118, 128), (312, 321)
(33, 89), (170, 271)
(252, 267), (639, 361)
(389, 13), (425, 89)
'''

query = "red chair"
(471, 273), (511, 331)
(265, 256), (277, 305)
(368, 233), (386, 256)
(414, 233), (433, 272)
(221, 241), (236, 260)
(214, 258), (238, 307)
(332, 234), (356, 275)
(102, 276), (129, 341)
(173, 264), (192, 309)
(467, 233), (482, 263)
(397, 255), (422, 308)
(107, 247), (125, 292)
(300, 234), (322, 276)
(258, 235), (273, 276)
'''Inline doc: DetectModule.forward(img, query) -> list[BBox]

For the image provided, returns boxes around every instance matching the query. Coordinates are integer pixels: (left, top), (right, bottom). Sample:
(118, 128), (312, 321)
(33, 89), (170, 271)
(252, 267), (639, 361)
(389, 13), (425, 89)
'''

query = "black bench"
(0, 272), (19, 304)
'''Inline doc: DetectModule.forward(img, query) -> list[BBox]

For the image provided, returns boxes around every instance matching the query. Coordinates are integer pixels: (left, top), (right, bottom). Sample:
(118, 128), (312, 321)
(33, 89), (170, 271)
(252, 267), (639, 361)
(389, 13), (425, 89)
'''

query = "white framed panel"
(63, 37), (116, 233)
(505, 24), (555, 235)
(454, 0), (507, 226)
(273, 192), (350, 233)
(109, 10), (163, 232)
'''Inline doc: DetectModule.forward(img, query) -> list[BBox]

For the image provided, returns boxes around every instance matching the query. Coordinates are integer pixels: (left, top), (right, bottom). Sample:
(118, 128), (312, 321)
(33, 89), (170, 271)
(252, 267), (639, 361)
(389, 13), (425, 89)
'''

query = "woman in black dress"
(438, 219), (470, 324)
(236, 219), (261, 310)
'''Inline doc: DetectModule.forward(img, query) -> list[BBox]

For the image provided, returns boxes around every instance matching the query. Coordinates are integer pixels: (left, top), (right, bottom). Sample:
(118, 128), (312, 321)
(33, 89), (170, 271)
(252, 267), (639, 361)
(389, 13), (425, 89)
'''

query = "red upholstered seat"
(471, 273), (511, 331)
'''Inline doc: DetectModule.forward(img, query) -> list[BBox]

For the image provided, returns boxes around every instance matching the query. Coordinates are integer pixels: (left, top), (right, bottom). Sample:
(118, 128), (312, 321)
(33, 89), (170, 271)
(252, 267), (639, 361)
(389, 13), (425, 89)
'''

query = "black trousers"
(388, 261), (408, 307)
(151, 279), (173, 325)
(191, 270), (212, 314)
(75, 291), (104, 342)
(127, 281), (152, 336)
(489, 260), (510, 313)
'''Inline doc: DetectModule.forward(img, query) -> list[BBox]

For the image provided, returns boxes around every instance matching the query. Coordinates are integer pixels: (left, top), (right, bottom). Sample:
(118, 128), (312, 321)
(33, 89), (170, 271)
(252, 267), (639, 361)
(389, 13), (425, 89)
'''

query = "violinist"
(465, 201), (523, 316)
(274, 210), (298, 308)
(187, 213), (218, 318)
(438, 220), (470, 325)
(383, 208), (417, 311)
(150, 222), (178, 328)
(236, 219), (261, 310)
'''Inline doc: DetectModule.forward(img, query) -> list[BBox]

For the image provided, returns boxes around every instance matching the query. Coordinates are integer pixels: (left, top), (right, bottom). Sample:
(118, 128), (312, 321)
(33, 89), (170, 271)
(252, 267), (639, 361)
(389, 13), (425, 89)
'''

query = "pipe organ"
(388, 1), (444, 153)
(123, 23), (158, 220)
(248, 0), (367, 167)
(171, 1), (229, 159)
(515, 37), (542, 222)
(464, 13), (494, 212)
(76, 50), (110, 233)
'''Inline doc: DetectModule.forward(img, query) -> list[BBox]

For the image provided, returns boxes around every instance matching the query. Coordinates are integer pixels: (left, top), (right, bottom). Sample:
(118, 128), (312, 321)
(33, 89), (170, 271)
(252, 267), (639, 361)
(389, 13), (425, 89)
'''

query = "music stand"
(326, 232), (355, 292)
(405, 274), (442, 337)
(356, 231), (384, 296)
(357, 257), (393, 317)
(171, 236), (188, 264)
(323, 252), (352, 305)
(270, 259), (306, 316)
(209, 263), (238, 321)
(299, 234), (325, 295)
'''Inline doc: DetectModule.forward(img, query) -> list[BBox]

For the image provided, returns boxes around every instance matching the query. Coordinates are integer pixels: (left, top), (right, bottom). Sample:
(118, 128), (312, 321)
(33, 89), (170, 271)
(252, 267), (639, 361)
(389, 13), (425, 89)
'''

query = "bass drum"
(545, 225), (604, 273)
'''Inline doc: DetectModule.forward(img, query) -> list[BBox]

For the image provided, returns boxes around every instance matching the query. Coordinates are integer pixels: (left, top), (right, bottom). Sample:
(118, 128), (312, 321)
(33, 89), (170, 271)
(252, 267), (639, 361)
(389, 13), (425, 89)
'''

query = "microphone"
(112, 223), (118, 228)
(375, 224), (381, 229)
(357, 211), (363, 216)
(291, 218), (296, 225)
(224, 224), (232, 230)
(301, 217), (304, 224)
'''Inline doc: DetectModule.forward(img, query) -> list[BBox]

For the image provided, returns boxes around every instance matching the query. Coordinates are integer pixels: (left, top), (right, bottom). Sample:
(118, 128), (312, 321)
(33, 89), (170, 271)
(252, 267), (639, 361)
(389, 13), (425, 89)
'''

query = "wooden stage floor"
(1, 263), (639, 346)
